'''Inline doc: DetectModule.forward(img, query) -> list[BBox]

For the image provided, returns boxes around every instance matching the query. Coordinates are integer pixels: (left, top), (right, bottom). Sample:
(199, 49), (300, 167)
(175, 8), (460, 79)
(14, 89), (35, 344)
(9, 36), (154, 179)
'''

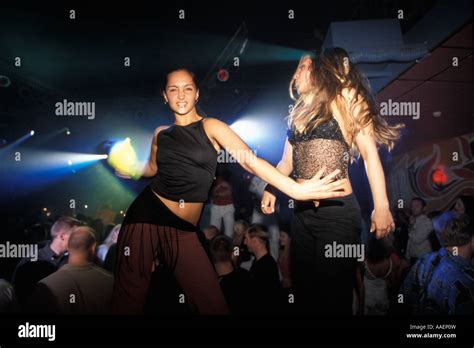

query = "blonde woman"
(262, 48), (404, 315)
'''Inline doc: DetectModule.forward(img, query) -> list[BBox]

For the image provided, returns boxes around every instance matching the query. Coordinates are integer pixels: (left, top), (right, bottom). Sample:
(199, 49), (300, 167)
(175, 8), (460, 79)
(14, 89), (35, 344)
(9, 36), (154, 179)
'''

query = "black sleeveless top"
(150, 118), (218, 203)
(287, 117), (350, 180)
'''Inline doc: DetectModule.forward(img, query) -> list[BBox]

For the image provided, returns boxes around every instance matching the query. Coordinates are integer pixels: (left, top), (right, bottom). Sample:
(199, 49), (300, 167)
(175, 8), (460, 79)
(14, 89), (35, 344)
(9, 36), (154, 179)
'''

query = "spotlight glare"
(108, 138), (139, 178)
(67, 160), (73, 166)
(30, 130), (35, 136)
(84, 205), (88, 209)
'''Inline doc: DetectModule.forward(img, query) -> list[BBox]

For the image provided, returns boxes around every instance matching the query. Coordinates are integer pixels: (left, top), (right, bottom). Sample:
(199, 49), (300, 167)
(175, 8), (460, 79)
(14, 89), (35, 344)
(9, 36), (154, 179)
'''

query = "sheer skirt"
(112, 186), (228, 315)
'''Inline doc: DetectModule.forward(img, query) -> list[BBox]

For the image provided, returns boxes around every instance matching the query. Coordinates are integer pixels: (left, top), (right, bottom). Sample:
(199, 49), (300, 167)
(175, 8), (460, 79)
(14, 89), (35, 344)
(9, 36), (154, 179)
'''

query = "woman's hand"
(370, 208), (395, 239)
(261, 189), (277, 214)
(290, 167), (348, 201)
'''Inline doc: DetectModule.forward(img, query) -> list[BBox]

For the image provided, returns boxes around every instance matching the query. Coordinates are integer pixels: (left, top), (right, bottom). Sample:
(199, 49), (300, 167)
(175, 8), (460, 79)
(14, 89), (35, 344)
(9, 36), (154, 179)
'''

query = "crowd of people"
(0, 192), (472, 316)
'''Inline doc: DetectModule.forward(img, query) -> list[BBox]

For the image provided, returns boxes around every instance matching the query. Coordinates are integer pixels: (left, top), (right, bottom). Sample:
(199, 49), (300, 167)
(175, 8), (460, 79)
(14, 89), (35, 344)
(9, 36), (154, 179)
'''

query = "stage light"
(84, 205), (88, 209)
(217, 68), (229, 82)
(43, 207), (48, 212)
(230, 115), (286, 163)
(108, 138), (141, 179)
(230, 119), (262, 143)
(432, 168), (448, 186)
(1, 149), (113, 194)
(30, 130), (35, 136)
(66, 128), (71, 135)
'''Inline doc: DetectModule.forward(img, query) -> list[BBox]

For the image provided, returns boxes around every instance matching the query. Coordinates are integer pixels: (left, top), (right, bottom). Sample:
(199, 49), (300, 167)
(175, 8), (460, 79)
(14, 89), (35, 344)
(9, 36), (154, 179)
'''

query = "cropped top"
(150, 118), (218, 203)
(287, 117), (350, 180)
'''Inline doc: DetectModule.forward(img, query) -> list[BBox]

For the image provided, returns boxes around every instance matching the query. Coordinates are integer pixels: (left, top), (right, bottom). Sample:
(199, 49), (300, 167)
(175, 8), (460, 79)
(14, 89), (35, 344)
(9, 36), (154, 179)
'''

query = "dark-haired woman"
(262, 48), (404, 315)
(112, 68), (349, 314)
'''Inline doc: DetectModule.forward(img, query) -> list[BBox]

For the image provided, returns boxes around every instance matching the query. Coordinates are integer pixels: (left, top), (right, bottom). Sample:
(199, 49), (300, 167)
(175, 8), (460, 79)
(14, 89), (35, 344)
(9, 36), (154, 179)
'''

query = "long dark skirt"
(112, 185), (228, 315)
(291, 193), (362, 316)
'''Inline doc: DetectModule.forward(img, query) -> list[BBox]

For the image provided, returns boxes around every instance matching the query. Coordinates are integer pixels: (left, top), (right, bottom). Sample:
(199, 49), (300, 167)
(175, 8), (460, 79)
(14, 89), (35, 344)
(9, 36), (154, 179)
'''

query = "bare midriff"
(151, 190), (203, 227)
(296, 178), (353, 198)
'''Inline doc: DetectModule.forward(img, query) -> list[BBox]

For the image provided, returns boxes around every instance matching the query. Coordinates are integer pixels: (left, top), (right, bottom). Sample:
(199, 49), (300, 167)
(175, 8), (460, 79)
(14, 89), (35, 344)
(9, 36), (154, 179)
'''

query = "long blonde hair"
(288, 48), (404, 156)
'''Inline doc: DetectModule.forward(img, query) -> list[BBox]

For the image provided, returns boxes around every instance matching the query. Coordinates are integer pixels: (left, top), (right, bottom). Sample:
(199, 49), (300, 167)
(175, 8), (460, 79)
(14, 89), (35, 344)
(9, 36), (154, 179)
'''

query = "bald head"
(68, 226), (96, 258)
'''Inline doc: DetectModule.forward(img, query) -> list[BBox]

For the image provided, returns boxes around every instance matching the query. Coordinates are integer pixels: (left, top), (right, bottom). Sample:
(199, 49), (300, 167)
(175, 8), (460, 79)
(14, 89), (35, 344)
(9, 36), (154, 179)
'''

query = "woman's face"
(279, 231), (290, 246)
(293, 56), (313, 95)
(163, 70), (199, 116)
(454, 198), (465, 215)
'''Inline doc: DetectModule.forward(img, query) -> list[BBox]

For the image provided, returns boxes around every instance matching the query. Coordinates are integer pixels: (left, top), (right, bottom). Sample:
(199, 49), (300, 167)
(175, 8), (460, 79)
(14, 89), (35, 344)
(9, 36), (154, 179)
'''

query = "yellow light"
(107, 138), (140, 179)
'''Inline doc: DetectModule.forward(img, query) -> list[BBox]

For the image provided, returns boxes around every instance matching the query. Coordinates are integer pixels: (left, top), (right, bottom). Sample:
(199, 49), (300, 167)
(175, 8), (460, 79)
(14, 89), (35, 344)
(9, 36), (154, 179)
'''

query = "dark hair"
(163, 67), (208, 118)
(440, 216), (472, 247)
(246, 223), (269, 250)
(209, 235), (234, 263)
(163, 67), (199, 91)
(50, 216), (83, 239)
(411, 197), (427, 207)
(366, 234), (390, 263)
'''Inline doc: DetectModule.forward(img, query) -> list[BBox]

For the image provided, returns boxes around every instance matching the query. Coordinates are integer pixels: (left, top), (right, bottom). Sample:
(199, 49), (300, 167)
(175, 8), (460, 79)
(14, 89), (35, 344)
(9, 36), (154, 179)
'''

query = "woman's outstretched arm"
(205, 118), (347, 201)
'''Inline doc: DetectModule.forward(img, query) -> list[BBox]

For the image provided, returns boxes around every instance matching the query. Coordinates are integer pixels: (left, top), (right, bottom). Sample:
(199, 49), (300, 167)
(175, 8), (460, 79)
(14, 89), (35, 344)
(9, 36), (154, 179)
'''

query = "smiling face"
(163, 69), (199, 116)
(293, 56), (314, 95)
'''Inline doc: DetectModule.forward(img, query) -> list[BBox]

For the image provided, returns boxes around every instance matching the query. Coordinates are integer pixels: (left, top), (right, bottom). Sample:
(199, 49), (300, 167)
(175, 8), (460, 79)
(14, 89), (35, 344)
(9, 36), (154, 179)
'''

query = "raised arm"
(141, 126), (168, 178)
(115, 126), (168, 179)
(342, 89), (395, 238)
(205, 118), (347, 201)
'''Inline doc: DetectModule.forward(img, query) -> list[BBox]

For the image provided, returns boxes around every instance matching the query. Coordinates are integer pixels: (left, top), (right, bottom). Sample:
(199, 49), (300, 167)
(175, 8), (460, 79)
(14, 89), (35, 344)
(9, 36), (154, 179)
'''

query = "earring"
(164, 100), (168, 104)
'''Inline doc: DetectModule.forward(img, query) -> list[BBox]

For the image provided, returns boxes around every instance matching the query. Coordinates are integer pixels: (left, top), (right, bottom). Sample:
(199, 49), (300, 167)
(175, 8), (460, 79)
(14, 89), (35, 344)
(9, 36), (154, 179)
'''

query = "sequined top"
(287, 117), (350, 180)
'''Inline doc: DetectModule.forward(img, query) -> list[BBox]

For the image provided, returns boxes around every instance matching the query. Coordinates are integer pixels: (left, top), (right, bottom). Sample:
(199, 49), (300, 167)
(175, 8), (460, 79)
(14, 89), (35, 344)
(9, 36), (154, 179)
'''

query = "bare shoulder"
(202, 117), (227, 127)
(153, 125), (170, 137)
(202, 117), (229, 133)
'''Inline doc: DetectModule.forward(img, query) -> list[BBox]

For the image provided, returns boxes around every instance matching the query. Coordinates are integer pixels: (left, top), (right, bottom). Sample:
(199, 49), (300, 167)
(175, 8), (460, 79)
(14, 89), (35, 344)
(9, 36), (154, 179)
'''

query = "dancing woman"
(112, 67), (349, 314)
(262, 48), (404, 315)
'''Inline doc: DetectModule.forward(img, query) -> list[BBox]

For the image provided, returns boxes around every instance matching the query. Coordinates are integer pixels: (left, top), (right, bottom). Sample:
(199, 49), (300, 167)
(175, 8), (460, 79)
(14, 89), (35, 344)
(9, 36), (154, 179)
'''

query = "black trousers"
(291, 193), (362, 316)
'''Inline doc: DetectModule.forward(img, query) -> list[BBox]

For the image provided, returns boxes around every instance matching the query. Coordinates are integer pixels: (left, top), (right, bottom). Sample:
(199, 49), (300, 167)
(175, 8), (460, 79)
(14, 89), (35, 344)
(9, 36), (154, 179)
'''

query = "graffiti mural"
(388, 132), (474, 212)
